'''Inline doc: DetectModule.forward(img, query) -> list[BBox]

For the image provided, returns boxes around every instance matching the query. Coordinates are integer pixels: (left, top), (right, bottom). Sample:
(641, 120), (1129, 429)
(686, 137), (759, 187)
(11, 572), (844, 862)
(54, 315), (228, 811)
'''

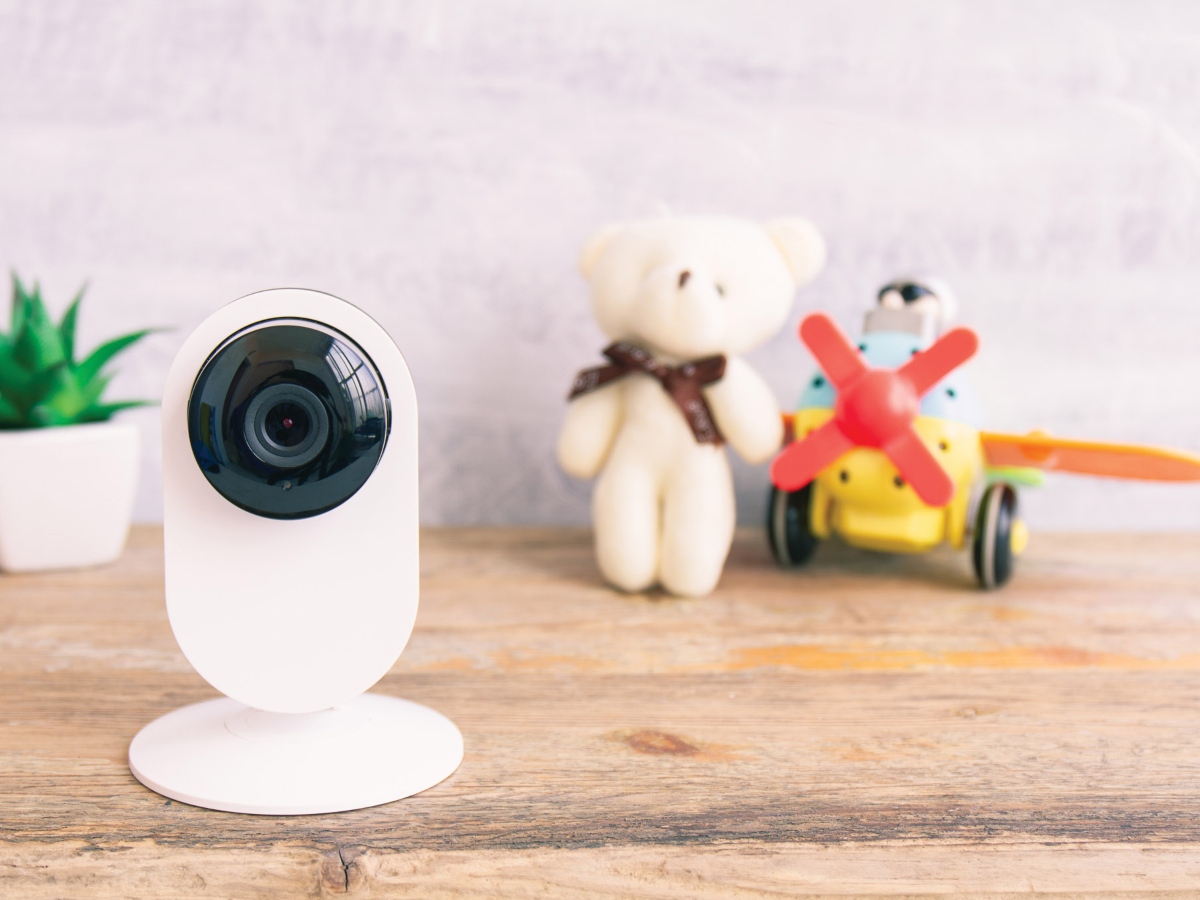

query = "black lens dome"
(188, 321), (389, 519)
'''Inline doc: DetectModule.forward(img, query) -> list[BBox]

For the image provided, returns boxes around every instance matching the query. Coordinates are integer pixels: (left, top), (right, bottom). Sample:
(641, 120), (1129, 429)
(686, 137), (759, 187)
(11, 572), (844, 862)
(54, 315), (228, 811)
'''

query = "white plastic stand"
(129, 693), (463, 815)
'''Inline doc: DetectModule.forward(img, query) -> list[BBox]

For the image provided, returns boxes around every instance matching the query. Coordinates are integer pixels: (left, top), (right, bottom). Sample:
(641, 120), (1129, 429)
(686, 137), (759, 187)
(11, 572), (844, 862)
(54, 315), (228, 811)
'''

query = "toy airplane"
(767, 278), (1200, 589)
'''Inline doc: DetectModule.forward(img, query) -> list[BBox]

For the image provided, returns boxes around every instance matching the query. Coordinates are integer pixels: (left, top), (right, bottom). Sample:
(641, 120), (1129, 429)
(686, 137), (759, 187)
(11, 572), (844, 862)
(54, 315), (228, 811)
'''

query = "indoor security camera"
(128, 288), (462, 815)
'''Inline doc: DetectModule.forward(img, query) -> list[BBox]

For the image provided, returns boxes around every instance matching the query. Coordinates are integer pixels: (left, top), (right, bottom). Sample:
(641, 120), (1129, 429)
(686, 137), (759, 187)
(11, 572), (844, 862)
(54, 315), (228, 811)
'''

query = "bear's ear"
(764, 218), (827, 287)
(579, 223), (623, 278)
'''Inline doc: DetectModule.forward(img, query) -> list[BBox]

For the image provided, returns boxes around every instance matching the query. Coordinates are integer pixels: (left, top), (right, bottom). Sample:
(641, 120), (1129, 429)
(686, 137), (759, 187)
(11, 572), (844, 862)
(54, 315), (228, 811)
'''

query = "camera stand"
(129, 692), (463, 815)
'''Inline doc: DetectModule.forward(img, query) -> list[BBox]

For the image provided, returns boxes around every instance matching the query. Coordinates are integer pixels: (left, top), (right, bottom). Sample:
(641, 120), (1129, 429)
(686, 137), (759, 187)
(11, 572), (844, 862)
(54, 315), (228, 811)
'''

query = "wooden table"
(3, 527), (1200, 897)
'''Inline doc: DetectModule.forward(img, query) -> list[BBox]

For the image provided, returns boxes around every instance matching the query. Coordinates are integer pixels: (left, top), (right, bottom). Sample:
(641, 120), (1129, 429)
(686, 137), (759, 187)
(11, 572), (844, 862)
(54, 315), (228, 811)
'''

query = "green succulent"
(0, 273), (153, 429)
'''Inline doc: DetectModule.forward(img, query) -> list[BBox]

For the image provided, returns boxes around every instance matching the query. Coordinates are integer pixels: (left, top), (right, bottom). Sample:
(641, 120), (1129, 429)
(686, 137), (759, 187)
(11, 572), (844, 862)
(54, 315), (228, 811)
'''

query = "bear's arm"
(556, 382), (624, 479)
(704, 356), (784, 464)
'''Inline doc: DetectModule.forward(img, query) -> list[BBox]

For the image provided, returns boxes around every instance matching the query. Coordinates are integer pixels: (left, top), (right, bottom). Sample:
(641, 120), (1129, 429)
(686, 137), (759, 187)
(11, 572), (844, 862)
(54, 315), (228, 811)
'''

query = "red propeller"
(770, 313), (980, 507)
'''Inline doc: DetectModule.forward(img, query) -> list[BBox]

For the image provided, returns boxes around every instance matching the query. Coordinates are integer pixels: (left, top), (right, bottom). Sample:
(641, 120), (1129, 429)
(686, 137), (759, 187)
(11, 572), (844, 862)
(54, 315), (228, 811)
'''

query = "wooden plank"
(6, 840), (1200, 898)
(3, 526), (1200, 896)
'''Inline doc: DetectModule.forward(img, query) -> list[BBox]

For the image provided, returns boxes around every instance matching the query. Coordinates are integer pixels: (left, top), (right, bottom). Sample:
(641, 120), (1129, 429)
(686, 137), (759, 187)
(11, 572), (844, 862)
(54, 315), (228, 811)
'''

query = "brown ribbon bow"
(568, 342), (727, 445)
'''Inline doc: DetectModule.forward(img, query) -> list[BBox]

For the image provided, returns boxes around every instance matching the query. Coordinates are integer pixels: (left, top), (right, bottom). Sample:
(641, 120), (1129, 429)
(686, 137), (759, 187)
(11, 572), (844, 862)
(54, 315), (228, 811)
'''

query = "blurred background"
(3, 0), (1199, 528)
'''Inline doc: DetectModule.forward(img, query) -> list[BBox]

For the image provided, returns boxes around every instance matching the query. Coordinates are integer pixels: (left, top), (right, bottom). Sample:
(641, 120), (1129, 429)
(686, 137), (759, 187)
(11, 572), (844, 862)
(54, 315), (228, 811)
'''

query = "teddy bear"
(557, 215), (827, 597)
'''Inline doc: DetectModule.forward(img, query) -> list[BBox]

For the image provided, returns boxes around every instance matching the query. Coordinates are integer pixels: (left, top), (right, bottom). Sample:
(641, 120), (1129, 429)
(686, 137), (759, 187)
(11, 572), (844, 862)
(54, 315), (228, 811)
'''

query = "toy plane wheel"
(972, 483), (1018, 590)
(768, 485), (819, 568)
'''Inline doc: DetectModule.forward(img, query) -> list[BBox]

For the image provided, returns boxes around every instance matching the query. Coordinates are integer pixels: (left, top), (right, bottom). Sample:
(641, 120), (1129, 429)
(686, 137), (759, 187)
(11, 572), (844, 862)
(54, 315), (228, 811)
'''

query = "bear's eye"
(715, 283), (725, 297)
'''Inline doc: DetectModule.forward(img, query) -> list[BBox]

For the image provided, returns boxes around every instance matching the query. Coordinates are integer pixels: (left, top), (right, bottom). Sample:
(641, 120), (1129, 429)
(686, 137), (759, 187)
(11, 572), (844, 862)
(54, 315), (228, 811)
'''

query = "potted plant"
(0, 274), (152, 572)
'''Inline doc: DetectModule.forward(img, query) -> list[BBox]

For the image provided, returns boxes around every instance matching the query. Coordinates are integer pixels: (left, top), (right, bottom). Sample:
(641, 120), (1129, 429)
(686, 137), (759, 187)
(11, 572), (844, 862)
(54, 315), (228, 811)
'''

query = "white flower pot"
(0, 422), (140, 573)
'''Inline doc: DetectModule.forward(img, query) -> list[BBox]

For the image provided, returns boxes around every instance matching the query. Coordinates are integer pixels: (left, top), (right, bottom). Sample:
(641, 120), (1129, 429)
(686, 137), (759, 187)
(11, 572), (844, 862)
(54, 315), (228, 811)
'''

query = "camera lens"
(188, 320), (389, 520)
(265, 405), (308, 447)
(243, 383), (330, 470)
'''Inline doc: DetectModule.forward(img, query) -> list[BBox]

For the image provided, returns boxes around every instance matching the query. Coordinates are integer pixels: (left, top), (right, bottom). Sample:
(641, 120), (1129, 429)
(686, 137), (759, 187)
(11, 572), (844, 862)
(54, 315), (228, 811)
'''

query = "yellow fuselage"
(792, 408), (983, 553)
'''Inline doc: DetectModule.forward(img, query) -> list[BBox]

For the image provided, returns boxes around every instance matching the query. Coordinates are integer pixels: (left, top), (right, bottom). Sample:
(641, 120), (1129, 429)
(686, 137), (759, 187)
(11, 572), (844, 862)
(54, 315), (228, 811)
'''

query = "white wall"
(3, 0), (1199, 529)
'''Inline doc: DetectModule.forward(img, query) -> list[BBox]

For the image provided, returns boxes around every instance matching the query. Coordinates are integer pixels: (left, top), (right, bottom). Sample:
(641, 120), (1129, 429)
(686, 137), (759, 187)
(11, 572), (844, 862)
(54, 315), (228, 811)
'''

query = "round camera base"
(129, 693), (463, 815)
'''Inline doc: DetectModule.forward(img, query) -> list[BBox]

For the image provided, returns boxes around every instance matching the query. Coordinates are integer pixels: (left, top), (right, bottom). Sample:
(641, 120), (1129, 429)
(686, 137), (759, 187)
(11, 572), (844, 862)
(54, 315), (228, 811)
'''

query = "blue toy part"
(795, 330), (984, 429)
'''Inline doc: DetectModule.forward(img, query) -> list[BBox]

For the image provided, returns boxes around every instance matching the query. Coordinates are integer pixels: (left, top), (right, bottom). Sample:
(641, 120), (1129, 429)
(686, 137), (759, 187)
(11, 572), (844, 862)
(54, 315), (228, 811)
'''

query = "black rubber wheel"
(767, 484), (820, 568)
(972, 483), (1018, 590)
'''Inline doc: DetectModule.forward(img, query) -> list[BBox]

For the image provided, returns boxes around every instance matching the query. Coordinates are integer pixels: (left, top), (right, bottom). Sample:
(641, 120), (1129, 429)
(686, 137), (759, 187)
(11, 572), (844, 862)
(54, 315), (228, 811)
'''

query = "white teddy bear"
(558, 215), (826, 597)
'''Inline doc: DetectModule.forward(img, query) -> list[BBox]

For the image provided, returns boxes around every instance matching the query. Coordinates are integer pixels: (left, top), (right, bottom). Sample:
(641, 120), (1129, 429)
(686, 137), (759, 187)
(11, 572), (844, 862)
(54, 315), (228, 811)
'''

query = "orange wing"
(980, 431), (1200, 482)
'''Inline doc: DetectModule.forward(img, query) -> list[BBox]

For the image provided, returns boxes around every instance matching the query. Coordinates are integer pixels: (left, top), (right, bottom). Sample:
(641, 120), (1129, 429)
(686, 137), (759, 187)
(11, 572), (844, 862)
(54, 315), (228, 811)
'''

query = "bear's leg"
(593, 459), (660, 592)
(659, 450), (735, 597)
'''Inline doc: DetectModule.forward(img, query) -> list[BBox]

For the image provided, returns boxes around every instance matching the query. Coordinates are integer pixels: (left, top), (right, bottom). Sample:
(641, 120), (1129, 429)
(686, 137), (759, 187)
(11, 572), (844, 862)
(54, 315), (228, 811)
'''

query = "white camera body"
(162, 288), (417, 713)
(129, 289), (462, 815)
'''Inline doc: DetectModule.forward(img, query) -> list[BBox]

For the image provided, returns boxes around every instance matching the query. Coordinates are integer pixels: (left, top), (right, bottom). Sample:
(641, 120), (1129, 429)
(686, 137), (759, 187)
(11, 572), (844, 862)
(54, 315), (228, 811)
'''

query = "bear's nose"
(678, 270), (691, 289)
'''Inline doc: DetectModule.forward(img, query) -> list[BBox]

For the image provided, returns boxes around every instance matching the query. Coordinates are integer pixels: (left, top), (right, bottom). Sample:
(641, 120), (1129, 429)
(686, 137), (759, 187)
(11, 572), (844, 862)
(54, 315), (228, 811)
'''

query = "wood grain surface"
(3, 526), (1200, 898)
